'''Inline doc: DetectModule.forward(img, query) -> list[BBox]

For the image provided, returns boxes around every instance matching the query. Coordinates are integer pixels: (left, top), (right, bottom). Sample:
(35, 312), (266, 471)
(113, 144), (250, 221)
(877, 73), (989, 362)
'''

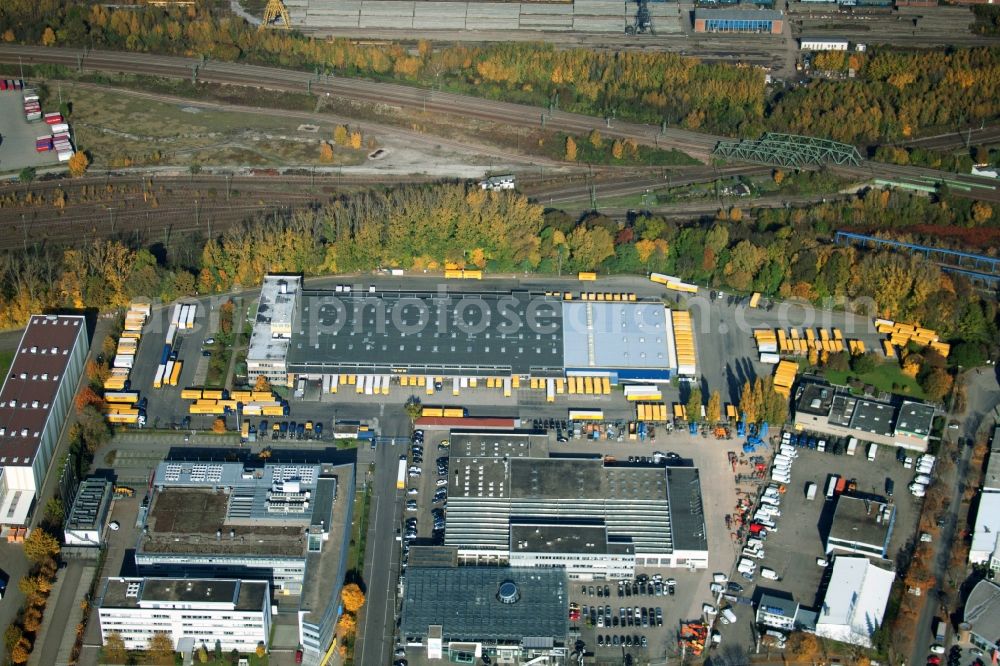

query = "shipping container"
(443, 407), (466, 418)
(170, 304), (183, 327)
(569, 409), (603, 420)
(184, 304), (196, 329)
(397, 457), (407, 489)
(546, 378), (555, 403)
(578, 271), (597, 281)
(113, 355), (134, 369)
(169, 361), (183, 386)
(203, 389), (226, 400)
(189, 403), (225, 415)
(105, 391), (140, 404)
(153, 364), (166, 389)
(181, 388), (203, 400)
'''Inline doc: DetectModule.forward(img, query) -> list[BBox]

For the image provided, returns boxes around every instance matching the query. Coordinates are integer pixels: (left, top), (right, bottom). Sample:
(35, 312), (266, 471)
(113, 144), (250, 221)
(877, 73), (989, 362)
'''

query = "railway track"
(1, 46), (996, 203)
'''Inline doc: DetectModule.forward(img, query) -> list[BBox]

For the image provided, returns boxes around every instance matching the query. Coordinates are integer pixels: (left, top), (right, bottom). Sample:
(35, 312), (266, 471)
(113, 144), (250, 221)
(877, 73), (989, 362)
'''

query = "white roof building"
(970, 438), (1000, 572)
(815, 556), (895, 647)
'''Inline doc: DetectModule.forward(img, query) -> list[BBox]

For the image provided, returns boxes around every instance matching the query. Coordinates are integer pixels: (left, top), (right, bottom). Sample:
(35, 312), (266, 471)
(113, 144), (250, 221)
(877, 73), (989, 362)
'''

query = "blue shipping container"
(160, 344), (171, 365)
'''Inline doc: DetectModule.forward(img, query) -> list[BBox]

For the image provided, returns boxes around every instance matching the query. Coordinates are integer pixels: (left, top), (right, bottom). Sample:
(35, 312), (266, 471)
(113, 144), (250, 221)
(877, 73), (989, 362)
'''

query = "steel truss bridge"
(713, 133), (863, 169)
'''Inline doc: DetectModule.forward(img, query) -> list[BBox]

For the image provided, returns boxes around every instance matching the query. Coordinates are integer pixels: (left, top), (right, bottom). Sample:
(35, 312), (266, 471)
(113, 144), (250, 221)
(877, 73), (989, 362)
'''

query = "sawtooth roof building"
(0, 314), (89, 528)
(442, 432), (708, 573)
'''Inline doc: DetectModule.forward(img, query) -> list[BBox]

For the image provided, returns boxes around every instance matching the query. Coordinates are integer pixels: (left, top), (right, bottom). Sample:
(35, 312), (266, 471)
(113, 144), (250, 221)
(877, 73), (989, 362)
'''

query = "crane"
(260, 0), (292, 30)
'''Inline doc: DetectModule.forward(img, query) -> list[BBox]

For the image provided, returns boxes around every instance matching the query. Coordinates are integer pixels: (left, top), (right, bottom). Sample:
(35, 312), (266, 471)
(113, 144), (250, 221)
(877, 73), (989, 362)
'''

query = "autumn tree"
(333, 125), (349, 146)
(75, 386), (105, 413)
(256, 643), (267, 658)
(219, 299), (234, 336)
(212, 418), (227, 433)
(350, 131), (363, 150)
(921, 368), (953, 401)
(588, 129), (603, 149)
(147, 633), (176, 666)
(685, 386), (702, 424)
(707, 390), (721, 424)
(23, 528), (60, 563)
(319, 142), (335, 162)
(739, 380), (758, 424)
(197, 644), (209, 663)
(341, 583), (366, 613)
(254, 375), (272, 392)
(337, 613), (358, 636)
(21, 607), (43, 633)
(41, 27), (56, 46)
(103, 633), (128, 665)
(67, 151), (90, 177)
(564, 136), (577, 161)
(611, 140), (624, 160)
(10, 637), (31, 664)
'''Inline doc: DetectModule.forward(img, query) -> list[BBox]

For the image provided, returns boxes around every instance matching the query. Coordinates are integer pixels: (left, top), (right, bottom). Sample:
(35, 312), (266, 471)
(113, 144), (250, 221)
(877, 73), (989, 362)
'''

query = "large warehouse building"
(0, 314), (89, 529)
(442, 432), (708, 573)
(693, 8), (784, 33)
(247, 275), (689, 391)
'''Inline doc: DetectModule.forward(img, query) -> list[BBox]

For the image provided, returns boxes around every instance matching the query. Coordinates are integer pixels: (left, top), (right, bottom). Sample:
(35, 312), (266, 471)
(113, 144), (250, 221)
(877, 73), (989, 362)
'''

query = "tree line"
(4, 1), (998, 144)
(0, 181), (994, 355)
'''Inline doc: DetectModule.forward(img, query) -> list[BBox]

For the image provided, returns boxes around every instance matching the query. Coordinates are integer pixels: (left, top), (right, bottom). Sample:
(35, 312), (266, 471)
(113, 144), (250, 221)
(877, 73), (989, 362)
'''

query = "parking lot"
(712, 430), (927, 647)
(397, 424), (750, 662)
(0, 84), (61, 173)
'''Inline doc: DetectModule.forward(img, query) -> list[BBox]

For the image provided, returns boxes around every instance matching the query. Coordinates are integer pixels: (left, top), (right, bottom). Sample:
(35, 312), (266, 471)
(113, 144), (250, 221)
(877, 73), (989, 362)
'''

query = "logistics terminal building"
(442, 432), (709, 574)
(247, 274), (691, 389)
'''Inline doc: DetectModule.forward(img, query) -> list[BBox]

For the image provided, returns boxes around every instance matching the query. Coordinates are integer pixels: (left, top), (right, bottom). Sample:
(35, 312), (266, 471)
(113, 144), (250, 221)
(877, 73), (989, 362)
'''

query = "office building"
(98, 577), (270, 652)
(136, 457), (353, 664)
(400, 566), (568, 661)
(247, 275), (302, 382)
(0, 314), (89, 528)
(64, 477), (113, 547)
(815, 556), (895, 648)
(793, 381), (935, 453)
(969, 428), (1000, 571)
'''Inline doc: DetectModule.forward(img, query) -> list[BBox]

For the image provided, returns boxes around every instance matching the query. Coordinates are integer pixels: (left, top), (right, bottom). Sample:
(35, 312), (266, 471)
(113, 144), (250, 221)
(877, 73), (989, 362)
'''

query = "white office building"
(64, 478), (114, 547)
(98, 577), (271, 652)
(247, 275), (301, 383)
(0, 315), (89, 528)
(815, 556), (895, 647)
(969, 428), (1000, 572)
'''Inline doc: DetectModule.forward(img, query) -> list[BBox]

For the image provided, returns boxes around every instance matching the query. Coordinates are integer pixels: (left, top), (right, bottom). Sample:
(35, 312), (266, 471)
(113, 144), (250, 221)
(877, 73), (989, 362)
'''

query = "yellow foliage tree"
(254, 375), (272, 392)
(10, 638), (31, 664)
(337, 613), (358, 636)
(468, 247), (487, 268)
(333, 125), (349, 146)
(971, 201), (993, 224)
(588, 129), (603, 149)
(67, 151), (89, 177)
(319, 142), (334, 163)
(350, 131), (363, 150)
(256, 643), (266, 658)
(635, 239), (655, 264)
(773, 170), (784, 185)
(729, 207), (742, 222)
(611, 140), (624, 160)
(23, 528), (60, 563)
(564, 136), (577, 161)
(902, 355), (922, 378)
(341, 583), (366, 613)
(212, 418), (226, 433)
(41, 27), (56, 46)
(707, 390), (721, 424)
(2, 29), (15, 42)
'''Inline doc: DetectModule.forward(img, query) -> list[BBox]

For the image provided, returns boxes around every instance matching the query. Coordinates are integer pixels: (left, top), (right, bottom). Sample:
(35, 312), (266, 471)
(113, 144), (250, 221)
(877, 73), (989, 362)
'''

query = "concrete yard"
(0, 84), (61, 174)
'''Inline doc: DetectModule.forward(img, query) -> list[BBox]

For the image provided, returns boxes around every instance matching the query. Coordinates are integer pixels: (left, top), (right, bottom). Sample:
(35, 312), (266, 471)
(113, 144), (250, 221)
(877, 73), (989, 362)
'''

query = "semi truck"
(397, 456), (407, 490)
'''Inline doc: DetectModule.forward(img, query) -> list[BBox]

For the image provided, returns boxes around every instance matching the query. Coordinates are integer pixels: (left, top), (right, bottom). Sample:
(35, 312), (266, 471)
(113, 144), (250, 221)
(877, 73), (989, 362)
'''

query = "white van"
(760, 568), (780, 580)
(721, 608), (738, 625)
(713, 572), (728, 584)
(914, 474), (933, 486)
(867, 443), (878, 461)
(846, 437), (858, 455)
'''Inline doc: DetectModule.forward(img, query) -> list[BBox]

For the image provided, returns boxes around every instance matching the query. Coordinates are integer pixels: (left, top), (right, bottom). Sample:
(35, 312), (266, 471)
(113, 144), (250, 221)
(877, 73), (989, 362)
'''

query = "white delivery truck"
(846, 437), (858, 455)
(867, 443), (878, 461)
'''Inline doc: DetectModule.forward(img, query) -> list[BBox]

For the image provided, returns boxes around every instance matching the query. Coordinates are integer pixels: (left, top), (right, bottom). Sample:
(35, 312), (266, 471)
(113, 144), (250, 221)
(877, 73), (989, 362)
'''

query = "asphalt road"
(33, 560), (85, 666)
(909, 368), (1000, 666)
(0, 542), (32, 665)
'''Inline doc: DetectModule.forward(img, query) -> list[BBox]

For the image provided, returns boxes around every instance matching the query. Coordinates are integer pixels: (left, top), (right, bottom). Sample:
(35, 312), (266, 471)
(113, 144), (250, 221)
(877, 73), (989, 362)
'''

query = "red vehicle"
(295, 648), (303, 664)
(927, 656), (941, 665)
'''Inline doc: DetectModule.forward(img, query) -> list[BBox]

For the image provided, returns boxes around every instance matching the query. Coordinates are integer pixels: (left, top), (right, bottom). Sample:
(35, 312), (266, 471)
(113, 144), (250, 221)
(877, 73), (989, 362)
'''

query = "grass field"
(823, 364), (926, 399)
(0, 350), (13, 380)
(64, 84), (369, 169)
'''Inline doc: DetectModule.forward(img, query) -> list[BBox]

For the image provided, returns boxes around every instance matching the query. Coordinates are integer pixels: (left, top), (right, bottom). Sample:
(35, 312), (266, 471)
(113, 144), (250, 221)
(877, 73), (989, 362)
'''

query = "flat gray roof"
(66, 478), (112, 531)
(400, 567), (568, 643)
(510, 522), (633, 555)
(828, 495), (893, 553)
(758, 593), (798, 619)
(895, 401), (935, 437)
(795, 382), (835, 417)
(101, 577), (267, 611)
(561, 302), (672, 371)
(287, 289), (564, 376)
(695, 7), (784, 20)
(849, 399), (896, 437)
(666, 468), (708, 552)
(247, 275), (300, 364)
(406, 545), (459, 568)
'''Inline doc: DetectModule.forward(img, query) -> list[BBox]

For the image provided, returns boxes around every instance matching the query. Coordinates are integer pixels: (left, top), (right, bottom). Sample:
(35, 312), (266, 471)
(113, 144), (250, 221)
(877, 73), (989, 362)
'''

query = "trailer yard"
(0, 80), (63, 172)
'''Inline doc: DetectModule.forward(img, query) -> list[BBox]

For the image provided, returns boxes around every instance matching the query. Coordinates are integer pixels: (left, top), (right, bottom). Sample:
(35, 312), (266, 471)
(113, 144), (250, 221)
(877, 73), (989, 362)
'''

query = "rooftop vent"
(497, 580), (520, 605)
